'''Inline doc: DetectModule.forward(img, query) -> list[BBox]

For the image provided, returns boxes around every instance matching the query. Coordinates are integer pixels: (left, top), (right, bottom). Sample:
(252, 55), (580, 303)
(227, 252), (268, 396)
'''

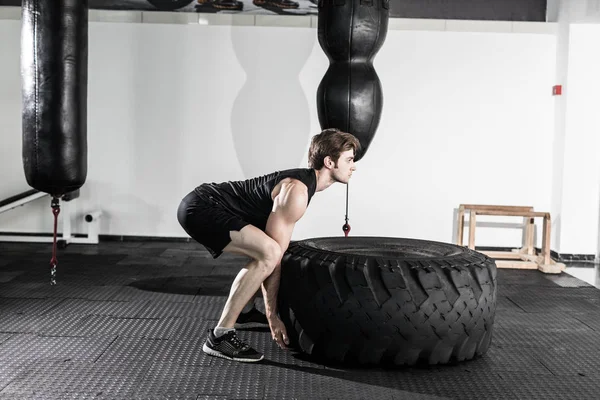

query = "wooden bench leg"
(468, 210), (476, 250)
(542, 214), (551, 265)
(457, 207), (465, 246)
(539, 214), (565, 274)
(525, 217), (534, 255)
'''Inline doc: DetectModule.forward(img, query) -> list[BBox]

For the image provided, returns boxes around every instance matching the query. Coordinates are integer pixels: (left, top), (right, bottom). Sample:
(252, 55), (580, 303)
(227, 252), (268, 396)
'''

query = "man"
(177, 128), (360, 362)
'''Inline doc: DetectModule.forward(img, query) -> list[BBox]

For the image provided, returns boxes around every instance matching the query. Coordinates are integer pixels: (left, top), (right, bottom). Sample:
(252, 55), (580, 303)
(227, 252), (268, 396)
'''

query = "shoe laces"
(227, 331), (250, 350)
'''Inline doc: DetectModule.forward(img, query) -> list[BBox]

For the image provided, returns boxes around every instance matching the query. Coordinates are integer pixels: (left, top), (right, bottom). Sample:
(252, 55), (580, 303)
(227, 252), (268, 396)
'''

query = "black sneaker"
(235, 308), (269, 329)
(202, 329), (264, 362)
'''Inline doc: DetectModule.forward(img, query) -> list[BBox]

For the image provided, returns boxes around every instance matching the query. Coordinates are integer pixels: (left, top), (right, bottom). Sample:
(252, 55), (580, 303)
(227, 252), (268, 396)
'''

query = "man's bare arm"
(261, 181), (308, 346)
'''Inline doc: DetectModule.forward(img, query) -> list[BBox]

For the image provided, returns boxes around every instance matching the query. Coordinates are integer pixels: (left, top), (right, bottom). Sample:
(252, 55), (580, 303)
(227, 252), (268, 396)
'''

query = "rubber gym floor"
(0, 240), (599, 399)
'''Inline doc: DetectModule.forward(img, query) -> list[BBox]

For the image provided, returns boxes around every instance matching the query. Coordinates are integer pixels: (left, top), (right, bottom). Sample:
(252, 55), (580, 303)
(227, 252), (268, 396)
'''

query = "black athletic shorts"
(177, 190), (249, 258)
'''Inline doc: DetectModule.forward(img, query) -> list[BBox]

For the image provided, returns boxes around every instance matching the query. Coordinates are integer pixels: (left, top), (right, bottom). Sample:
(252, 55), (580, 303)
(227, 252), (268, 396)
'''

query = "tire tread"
(279, 239), (497, 366)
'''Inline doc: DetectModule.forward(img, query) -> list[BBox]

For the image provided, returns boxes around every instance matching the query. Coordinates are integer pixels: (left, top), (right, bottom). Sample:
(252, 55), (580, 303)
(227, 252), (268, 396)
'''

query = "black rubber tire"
(146, 0), (194, 11)
(277, 237), (497, 366)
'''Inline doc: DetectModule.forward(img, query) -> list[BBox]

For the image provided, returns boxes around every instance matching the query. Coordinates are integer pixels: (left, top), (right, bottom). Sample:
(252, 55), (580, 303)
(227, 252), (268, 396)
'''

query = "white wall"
(0, 18), (559, 251)
(547, 0), (600, 256)
(549, 0), (572, 253)
(558, 24), (600, 255)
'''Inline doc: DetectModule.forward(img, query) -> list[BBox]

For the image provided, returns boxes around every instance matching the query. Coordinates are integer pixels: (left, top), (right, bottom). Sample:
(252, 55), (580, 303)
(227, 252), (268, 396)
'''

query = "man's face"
(331, 149), (356, 184)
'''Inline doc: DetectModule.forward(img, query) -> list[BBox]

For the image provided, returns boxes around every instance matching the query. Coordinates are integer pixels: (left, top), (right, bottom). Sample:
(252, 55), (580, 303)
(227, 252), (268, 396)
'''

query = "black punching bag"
(21, 0), (88, 197)
(21, 0), (88, 284)
(316, 0), (389, 161)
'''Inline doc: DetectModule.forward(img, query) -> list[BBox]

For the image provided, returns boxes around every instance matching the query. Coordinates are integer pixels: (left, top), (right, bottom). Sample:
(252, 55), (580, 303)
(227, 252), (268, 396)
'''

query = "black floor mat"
(0, 241), (599, 399)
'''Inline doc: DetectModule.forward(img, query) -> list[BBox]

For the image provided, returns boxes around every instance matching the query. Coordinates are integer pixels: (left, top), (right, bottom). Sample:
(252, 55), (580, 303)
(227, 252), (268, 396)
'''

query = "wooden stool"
(456, 204), (565, 274)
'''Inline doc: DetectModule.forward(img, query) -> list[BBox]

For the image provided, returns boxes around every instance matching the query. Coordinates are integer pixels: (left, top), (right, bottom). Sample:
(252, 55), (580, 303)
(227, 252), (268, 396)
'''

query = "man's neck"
(314, 168), (337, 192)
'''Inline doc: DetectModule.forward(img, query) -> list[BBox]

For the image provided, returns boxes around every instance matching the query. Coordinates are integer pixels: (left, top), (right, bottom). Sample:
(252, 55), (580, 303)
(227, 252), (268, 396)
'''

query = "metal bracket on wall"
(0, 189), (102, 246)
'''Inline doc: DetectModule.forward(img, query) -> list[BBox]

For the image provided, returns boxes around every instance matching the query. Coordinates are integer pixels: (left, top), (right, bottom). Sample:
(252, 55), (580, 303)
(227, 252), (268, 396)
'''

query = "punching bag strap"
(50, 197), (60, 285)
(342, 182), (351, 237)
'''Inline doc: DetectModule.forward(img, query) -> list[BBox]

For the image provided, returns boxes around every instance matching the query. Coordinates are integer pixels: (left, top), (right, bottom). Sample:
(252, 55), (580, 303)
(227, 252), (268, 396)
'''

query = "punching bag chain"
(50, 197), (60, 285)
(342, 182), (351, 237)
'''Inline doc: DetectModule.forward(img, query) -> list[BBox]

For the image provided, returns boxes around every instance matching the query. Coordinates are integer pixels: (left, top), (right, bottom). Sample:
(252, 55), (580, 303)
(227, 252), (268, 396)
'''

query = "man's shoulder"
(273, 180), (309, 222)
(280, 178), (309, 194)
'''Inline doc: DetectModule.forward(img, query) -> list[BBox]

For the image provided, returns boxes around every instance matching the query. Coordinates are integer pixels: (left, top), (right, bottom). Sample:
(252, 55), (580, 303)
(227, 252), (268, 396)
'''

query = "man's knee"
(258, 239), (282, 274)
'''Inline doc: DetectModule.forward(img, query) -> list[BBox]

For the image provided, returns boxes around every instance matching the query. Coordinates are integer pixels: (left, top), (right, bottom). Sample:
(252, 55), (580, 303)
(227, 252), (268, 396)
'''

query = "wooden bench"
(455, 204), (565, 274)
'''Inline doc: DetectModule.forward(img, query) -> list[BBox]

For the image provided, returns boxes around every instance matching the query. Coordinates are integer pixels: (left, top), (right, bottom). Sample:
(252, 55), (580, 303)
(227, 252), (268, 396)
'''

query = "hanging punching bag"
(316, 0), (389, 161)
(21, 0), (88, 197)
(21, 0), (88, 284)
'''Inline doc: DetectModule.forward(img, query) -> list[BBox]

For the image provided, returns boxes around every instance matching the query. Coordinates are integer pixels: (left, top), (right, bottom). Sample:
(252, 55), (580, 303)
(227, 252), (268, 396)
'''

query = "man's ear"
(324, 156), (334, 169)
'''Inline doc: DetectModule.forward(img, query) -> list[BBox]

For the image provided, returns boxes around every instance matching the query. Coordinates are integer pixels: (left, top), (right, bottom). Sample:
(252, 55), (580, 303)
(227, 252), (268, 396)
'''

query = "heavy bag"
(21, 0), (88, 197)
(316, 0), (389, 161)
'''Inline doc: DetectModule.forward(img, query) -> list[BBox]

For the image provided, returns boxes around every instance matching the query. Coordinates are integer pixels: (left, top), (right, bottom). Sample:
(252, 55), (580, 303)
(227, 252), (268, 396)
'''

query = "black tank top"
(194, 168), (318, 231)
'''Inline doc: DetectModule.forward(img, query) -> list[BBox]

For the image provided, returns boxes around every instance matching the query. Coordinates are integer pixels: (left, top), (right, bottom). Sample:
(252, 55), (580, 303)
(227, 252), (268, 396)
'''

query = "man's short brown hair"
(308, 128), (361, 170)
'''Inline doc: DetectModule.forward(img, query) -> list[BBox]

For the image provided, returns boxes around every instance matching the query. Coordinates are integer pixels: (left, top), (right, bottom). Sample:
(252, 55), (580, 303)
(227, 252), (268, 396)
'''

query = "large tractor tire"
(278, 237), (497, 366)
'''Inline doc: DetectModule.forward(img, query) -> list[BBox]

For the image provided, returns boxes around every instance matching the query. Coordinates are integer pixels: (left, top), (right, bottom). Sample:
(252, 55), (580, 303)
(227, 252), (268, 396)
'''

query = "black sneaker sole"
(202, 343), (264, 362)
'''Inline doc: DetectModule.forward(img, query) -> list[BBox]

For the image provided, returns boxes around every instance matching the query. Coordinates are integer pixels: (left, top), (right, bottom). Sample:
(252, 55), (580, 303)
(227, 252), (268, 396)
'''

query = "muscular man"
(177, 128), (360, 362)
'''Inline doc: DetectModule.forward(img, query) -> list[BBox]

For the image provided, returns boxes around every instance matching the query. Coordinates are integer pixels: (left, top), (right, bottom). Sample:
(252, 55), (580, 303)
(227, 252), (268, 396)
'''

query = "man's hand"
(269, 315), (290, 349)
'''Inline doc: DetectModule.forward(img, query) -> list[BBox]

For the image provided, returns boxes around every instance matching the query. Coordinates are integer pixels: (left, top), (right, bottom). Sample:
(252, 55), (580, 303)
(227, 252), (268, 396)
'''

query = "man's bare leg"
(201, 225), (281, 361)
(216, 263), (269, 328)
(241, 291), (259, 313)
(216, 225), (280, 328)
